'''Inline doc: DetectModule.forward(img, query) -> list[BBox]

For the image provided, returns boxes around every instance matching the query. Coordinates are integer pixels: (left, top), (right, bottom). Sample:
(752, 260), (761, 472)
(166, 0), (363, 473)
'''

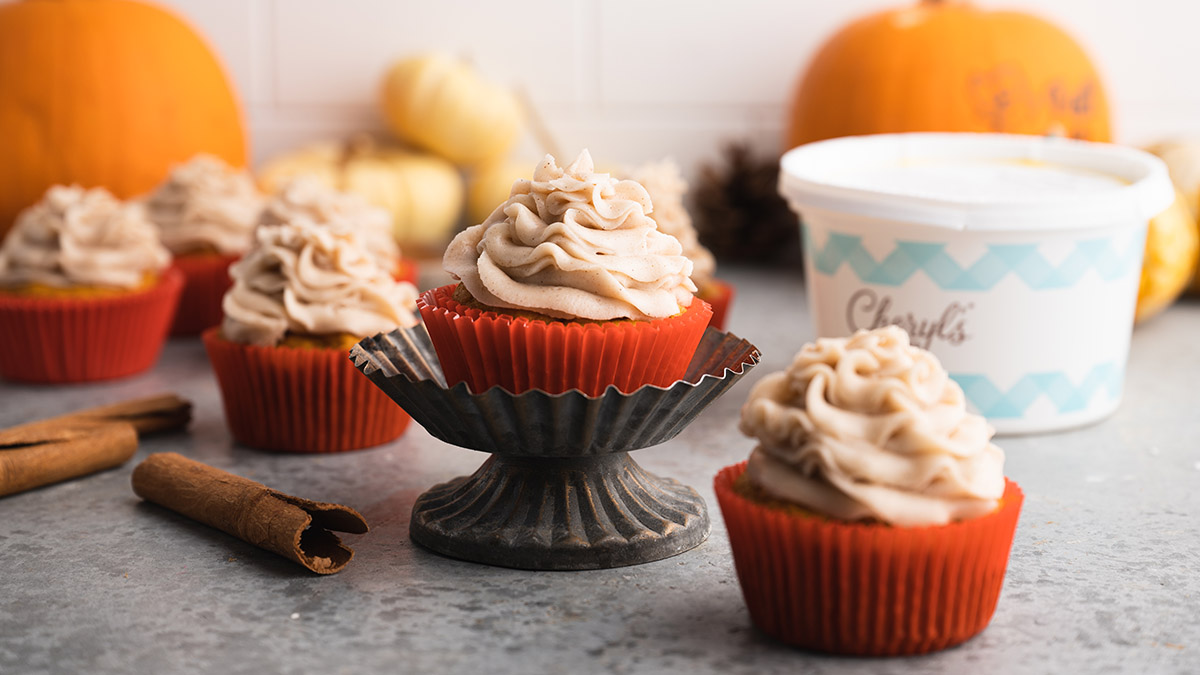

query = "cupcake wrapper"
(0, 268), (184, 383)
(715, 462), (1023, 656)
(418, 284), (714, 396)
(699, 279), (735, 331)
(170, 254), (239, 336)
(202, 328), (411, 453)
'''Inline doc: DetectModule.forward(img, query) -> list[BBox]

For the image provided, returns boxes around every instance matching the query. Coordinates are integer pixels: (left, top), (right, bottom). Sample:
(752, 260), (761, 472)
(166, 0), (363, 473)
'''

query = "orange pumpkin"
(785, 0), (1111, 149)
(0, 0), (247, 238)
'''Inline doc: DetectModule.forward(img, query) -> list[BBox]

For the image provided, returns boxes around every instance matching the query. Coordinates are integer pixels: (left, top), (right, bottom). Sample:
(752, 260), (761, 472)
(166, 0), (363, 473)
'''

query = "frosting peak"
(739, 326), (1005, 527)
(443, 150), (697, 321)
(629, 159), (716, 288)
(0, 185), (171, 289)
(145, 154), (263, 256)
(259, 177), (400, 272)
(221, 218), (417, 346)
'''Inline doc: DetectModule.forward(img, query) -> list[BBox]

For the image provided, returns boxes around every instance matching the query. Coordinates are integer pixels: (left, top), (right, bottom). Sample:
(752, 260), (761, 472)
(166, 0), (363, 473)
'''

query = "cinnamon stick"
(131, 453), (369, 575)
(0, 393), (192, 498)
(38, 393), (192, 436)
(0, 420), (138, 498)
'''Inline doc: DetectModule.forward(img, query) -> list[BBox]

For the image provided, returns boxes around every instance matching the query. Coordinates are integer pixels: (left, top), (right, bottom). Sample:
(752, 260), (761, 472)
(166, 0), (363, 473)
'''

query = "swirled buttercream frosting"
(0, 185), (171, 289)
(221, 218), (417, 346)
(259, 177), (400, 271)
(443, 150), (696, 321)
(739, 326), (1005, 527)
(145, 154), (263, 256)
(629, 159), (716, 289)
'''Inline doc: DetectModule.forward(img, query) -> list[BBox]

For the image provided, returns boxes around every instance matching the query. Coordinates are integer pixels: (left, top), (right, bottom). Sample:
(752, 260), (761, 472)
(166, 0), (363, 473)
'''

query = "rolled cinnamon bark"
(41, 393), (193, 435)
(0, 394), (192, 498)
(0, 421), (138, 498)
(131, 453), (369, 574)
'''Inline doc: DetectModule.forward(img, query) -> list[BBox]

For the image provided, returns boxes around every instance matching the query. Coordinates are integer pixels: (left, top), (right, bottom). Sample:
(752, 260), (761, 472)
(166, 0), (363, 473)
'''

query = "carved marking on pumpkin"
(1048, 79), (1100, 139)
(967, 64), (1035, 133)
(969, 65), (1103, 140)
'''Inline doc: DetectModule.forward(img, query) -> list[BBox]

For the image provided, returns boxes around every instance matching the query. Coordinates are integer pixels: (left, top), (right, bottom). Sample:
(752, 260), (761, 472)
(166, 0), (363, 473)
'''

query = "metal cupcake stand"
(351, 325), (759, 570)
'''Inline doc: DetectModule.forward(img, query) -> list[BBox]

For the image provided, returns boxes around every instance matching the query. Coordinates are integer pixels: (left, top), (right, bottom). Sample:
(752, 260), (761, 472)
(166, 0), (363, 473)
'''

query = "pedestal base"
(410, 453), (710, 570)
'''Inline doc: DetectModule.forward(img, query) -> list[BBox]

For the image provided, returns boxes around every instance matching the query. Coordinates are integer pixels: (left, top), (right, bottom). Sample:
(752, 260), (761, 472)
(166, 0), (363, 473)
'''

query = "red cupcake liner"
(169, 253), (240, 336)
(714, 462), (1023, 656)
(0, 268), (184, 383)
(202, 327), (411, 453)
(699, 279), (735, 331)
(417, 284), (713, 396)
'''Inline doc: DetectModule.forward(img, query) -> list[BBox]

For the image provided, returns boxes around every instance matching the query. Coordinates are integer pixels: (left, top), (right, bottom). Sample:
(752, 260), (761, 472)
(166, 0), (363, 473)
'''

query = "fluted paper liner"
(169, 253), (239, 336)
(203, 328), (411, 453)
(351, 323), (759, 457)
(715, 462), (1023, 656)
(700, 278), (735, 331)
(0, 268), (183, 383)
(418, 284), (713, 396)
(133, 452), (368, 574)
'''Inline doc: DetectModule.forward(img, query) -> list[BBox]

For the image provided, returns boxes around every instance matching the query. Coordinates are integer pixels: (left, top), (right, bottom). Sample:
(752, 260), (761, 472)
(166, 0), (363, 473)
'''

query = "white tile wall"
(153, 0), (1200, 173)
(595, 0), (888, 107)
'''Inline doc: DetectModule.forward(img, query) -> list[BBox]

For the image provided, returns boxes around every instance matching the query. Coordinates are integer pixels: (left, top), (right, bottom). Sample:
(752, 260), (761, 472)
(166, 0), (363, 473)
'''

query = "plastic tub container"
(779, 133), (1174, 434)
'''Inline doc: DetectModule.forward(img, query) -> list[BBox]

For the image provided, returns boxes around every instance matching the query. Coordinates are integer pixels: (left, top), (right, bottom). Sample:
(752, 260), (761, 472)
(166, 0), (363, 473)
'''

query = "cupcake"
(203, 217), (420, 453)
(630, 159), (735, 330)
(145, 154), (264, 335)
(259, 176), (415, 286)
(0, 186), (181, 383)
(714, 326), (1023, 655)
(427, 150), (712, 396)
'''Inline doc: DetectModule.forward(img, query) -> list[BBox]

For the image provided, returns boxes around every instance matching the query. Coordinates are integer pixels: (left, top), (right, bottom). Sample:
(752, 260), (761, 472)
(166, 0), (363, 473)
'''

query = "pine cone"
(691, 142), (801, 266)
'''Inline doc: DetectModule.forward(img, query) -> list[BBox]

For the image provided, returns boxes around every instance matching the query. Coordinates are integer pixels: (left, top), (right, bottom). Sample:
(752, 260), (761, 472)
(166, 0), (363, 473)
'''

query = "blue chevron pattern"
(803, 227), (1142, 291)
(950, 363), (1122, 418)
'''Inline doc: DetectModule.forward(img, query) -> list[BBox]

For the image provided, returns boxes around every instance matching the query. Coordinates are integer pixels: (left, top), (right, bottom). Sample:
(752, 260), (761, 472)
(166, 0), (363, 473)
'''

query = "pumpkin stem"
(333, 134), (377, 191)
(516, 87), (561, 159)
(343, 133), (376, 162)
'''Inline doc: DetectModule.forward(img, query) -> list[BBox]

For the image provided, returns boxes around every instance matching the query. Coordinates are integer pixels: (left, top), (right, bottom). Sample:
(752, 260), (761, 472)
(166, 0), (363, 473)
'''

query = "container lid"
(778, 133), (1175, 231)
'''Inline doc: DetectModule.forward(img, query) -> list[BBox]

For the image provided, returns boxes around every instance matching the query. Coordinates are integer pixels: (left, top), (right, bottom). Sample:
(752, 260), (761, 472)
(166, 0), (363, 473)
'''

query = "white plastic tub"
(779, 133), (1174, 434)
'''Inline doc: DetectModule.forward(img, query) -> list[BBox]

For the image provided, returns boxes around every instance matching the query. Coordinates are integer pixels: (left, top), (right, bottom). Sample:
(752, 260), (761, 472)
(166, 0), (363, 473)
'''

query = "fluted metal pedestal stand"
(352, 325), (759, 571)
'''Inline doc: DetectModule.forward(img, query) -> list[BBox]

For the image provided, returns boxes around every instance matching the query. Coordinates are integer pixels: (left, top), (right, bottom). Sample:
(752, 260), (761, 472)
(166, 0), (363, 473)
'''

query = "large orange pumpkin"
(785, 0), (1111, 148)
(0, 0), (247, 238)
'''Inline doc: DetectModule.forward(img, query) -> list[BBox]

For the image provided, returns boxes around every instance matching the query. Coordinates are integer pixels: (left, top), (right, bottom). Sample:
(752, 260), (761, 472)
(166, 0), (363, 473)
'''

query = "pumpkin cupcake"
(715, 326), (1023, 655)
(145, 154), (264, 336)
(427, 150), (712, 396)
(0, 185), (181, 382)
(630, 159), (735, 330)
(259, 176), (415, 286)
(203, 216), (419, 453)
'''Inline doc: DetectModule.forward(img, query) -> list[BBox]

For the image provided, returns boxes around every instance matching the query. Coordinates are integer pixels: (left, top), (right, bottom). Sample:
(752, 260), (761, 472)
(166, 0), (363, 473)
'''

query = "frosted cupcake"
(203, 217), (419, 452)
(426, 150), (712, 396)
(259, 176), (412, 285)
(0, 186), (181, 382)
(145, 154), (264, 335)
(630, 159), (735, 329)
(714, 326), (1023, 655)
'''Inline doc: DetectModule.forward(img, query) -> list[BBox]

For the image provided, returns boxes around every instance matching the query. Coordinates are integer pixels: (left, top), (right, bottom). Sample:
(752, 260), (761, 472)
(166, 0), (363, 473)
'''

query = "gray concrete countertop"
(1, 266), (1197, 675)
